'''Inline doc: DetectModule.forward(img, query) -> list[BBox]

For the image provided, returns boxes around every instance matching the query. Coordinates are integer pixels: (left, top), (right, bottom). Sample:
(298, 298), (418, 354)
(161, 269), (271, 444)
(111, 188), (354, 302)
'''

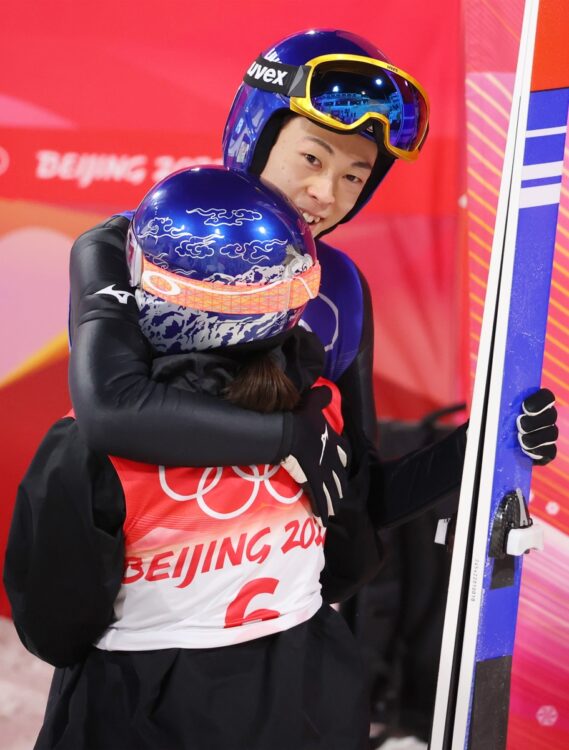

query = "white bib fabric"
(96, 459), (326, 650)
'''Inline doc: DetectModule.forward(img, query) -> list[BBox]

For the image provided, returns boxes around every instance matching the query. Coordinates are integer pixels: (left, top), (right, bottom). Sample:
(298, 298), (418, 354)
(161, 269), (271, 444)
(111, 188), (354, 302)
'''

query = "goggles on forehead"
(244, 53), (430, 162)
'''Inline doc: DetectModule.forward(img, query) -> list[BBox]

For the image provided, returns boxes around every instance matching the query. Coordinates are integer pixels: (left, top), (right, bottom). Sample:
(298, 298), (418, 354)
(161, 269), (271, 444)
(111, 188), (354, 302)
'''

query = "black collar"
(150, 326), (325, 397)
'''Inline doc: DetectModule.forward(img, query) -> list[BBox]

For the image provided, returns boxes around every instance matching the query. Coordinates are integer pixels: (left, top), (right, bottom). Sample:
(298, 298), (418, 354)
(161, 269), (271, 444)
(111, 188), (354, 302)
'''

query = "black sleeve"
(335, 270), (378, 449)
(337, 268), (468, 528)
(320, 451), (383, 603)
(68, 216), (290, 466)
(324, 267), (467, 537)
(373, 423), (468, 528)
(3, 419), (126, 667)
(320, 271), (383, 602)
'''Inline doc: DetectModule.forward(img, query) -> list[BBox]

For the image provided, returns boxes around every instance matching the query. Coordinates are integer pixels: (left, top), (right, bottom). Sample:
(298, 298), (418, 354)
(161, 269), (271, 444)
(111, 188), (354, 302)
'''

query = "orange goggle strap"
(140, 257), (321, 315)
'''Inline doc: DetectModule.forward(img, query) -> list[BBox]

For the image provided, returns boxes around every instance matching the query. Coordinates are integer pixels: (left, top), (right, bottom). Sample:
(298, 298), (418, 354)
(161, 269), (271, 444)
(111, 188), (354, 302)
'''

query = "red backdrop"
(0, 1), (464, 611)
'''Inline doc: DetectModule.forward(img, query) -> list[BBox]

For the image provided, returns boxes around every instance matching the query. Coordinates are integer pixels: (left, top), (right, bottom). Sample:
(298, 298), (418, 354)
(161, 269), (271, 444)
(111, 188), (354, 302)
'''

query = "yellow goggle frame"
(288, 53), (430, 162)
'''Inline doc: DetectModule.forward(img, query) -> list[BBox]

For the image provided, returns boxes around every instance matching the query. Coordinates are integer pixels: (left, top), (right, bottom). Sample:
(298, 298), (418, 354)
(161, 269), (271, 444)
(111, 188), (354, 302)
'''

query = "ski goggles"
(244, 53), (430, 161)
(129, 242), (321, 315)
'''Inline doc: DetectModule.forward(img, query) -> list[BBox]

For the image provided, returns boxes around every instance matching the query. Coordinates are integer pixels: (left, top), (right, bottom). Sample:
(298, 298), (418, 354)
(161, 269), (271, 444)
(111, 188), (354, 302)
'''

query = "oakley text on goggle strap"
(243, 53), (430, 160)
(140, 257), (321, 315)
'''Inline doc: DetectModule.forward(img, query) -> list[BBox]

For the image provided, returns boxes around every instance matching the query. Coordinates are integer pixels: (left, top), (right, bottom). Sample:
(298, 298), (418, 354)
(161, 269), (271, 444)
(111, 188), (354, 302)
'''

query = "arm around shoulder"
(68, 217), (288, 467)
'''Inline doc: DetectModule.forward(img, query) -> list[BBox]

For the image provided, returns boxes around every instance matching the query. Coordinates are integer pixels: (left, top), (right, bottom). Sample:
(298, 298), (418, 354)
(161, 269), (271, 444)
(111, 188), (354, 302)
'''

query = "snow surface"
(0, 617), (53, 750)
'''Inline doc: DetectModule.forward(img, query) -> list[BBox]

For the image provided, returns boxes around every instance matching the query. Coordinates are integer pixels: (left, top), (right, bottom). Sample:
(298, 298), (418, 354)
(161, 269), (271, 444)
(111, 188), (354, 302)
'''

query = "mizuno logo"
(246, 61), (288, 87)
(319, 424), (329, 466)
(95, 284), (136, 305)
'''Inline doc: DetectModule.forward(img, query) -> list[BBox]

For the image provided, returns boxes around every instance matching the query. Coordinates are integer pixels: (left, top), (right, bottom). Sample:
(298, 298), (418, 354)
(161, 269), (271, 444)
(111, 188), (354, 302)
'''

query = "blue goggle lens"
(309, 64), (427, 151)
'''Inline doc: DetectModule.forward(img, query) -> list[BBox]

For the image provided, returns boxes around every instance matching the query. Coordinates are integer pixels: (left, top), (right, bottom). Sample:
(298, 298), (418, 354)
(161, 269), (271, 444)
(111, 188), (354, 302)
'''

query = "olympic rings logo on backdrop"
(159, 464), (304, 520)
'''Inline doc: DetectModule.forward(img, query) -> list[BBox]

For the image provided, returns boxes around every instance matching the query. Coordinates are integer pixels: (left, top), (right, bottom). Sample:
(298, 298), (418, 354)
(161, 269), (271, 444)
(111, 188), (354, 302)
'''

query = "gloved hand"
(517, 388), (558, 465)
(281, 386), (350, 524)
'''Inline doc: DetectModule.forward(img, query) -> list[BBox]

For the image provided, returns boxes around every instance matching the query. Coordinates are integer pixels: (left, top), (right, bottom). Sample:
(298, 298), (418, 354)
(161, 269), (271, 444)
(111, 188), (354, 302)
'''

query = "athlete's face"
(261, 116), (377, 238)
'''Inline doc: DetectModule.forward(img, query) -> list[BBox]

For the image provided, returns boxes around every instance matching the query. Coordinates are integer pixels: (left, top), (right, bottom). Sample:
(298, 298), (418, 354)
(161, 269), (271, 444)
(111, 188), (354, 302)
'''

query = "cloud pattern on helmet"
(136, 289), (298, 352)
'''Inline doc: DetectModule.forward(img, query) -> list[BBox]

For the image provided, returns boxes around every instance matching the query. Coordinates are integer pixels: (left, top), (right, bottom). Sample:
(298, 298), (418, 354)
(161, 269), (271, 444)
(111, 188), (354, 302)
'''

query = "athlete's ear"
(516, 388), (558, 465)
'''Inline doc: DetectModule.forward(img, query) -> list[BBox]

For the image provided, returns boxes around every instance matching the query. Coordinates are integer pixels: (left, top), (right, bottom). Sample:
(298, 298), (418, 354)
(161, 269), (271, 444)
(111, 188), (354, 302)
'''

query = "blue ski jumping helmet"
(223, 29), (430, 227)
(128, 166), (320, 354)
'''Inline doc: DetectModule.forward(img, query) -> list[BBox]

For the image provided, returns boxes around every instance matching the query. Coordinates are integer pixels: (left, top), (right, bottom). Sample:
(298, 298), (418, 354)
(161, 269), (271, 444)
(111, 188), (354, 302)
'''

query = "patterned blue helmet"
(222, 29), (430, 226)
(128, 166), (320, 353)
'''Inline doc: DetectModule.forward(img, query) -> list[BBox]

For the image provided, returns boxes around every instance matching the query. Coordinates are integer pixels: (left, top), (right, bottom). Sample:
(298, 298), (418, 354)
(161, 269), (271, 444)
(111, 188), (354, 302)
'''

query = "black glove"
(281, 386), (350, 525)
(517, 388), (558, 465)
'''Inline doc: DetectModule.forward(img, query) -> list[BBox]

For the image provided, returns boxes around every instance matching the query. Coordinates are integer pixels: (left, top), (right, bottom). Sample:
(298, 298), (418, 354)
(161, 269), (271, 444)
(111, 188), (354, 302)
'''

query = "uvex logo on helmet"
(246, 59), (289, 87)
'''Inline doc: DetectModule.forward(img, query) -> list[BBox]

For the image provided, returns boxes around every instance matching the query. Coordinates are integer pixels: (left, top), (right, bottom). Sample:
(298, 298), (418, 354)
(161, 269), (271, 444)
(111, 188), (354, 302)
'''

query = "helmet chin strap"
(250, 110), (295, 177)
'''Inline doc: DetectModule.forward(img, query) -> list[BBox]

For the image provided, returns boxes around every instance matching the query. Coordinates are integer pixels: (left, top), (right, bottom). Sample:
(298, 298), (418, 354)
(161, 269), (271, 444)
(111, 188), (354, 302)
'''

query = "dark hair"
(249, 111), (298, 176)
(225, 353), (300, 413)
